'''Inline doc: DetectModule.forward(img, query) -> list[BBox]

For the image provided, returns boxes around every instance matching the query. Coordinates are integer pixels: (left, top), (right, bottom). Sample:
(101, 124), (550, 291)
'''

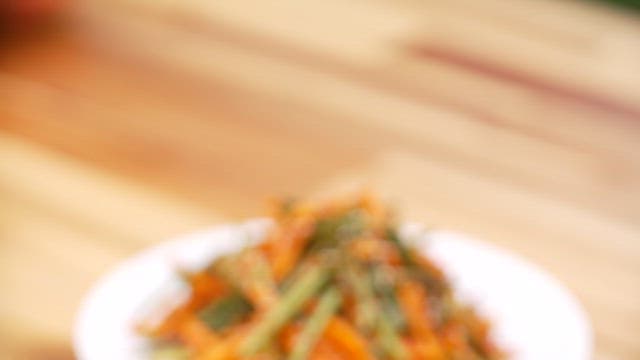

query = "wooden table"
(1, 0), (639, 358)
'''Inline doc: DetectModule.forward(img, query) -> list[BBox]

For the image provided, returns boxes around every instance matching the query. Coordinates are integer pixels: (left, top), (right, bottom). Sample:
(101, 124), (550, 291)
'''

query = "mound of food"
(141, 195), (502, 359)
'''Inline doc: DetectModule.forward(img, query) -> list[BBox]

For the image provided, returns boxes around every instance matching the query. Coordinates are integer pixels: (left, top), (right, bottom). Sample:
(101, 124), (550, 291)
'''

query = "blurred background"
(1, 0), (640, 358)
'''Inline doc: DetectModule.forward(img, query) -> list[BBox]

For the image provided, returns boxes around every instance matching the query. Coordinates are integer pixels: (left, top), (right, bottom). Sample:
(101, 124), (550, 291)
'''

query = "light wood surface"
(1, 0), (640, 359)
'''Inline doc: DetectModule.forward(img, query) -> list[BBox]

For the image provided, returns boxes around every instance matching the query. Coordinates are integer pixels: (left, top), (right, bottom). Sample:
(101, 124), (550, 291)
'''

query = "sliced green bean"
(152, 345), (190, 360)
(345, 266), (377, 334)
(288, 287), (342, 360)
(377, 311), (410, 360)
(239, 265), (331, 356)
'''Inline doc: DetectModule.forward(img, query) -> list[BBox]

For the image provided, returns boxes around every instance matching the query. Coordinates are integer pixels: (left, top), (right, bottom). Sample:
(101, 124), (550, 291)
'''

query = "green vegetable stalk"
(377, 310), (410, 360)
(239, 265), (331, 356)
(289, 287), (342, 360)
(152, 345), (190, 360)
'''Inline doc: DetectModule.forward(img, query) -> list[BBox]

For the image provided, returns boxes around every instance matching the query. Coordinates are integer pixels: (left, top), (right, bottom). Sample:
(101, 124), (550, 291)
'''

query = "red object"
(2, 0), (69, 21)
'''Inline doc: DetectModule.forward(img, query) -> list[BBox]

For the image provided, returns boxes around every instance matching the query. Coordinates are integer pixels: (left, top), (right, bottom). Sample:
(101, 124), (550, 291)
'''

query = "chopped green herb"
(198, 292), (253, 331)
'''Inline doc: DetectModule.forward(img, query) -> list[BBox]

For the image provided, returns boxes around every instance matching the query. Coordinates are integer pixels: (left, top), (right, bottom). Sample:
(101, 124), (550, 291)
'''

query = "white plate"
(73, 219), (592, 360)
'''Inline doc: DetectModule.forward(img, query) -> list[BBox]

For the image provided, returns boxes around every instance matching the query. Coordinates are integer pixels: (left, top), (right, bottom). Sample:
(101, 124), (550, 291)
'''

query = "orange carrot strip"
(190, 272), (229, 307)
(398, 280), (435, 339)
(348, 237), (401, 265)
(149, 305), (190, 339)
(310, 337), (343, 360)
(195, 341), (238, 360)
(271, 217), (314, 280)
(150, 273), (228, 338)
(414, 254), (446, 282)
(324, 317), (373, 360)
(405, 338), (446, 360)
(278, 323), (301, 353)
(178, 316), (221, 351)
(196, 324), (252, 360)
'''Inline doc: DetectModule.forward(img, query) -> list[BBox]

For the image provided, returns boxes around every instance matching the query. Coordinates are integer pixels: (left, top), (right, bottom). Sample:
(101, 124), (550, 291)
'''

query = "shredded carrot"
(414, 254), (446, 282)
(406, 338), (446, 360)
(179, 316), (221, 351)
(196, 324), (252, 360)
(190, 273), (229, 306)
(278, 324), (300, 352)
(310, 337), (343, 360)
(270, 216), (314, 280)
(348, 237), (401, 265)
(194, 341), (236, 360)
(324, 317), (374, 360)
(398, 280), (435, 339)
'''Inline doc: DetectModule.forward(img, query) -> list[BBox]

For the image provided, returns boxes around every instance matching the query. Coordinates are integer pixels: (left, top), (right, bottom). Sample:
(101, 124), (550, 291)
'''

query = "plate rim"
(73, 220), (592, 360)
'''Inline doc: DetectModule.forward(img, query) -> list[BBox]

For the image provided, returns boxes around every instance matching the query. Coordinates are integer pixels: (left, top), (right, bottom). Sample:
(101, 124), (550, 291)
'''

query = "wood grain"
(1, 0), (640, 358)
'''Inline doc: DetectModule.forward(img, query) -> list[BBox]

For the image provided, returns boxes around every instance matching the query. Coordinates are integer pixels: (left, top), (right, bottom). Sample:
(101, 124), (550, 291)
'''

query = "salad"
(140, 194), (502, 359)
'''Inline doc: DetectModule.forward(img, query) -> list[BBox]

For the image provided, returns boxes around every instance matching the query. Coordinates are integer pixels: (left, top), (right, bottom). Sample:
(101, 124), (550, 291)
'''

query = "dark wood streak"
(406, 43), (640, 121)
